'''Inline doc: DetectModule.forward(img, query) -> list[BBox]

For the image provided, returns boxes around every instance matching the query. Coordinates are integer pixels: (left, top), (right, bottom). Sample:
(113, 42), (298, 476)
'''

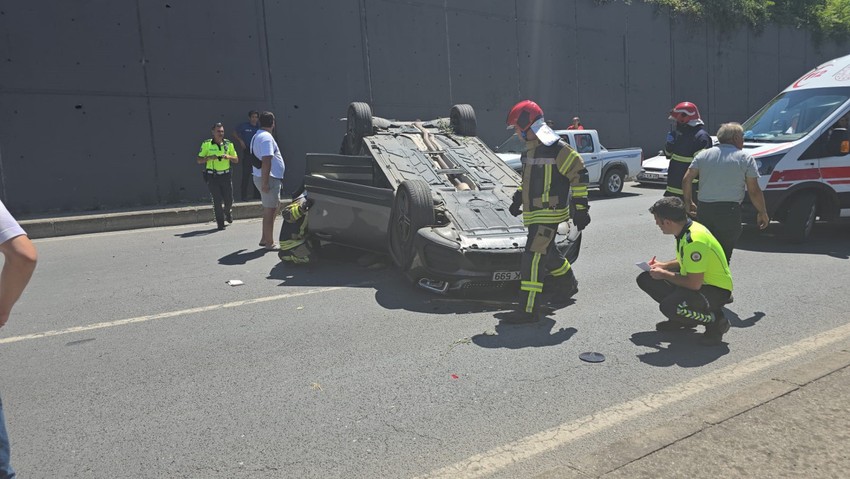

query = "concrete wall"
(1, 0), (847, 215)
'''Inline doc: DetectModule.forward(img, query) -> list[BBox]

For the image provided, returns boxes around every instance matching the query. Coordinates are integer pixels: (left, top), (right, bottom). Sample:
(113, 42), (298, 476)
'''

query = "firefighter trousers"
(519, 223), (571, 313)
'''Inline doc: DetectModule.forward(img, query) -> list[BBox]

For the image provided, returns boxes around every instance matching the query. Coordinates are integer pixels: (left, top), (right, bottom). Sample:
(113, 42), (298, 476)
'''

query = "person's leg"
(698, 202), (742, 263)
(240, 148), (253, 201)
(262, 208), (276, 245)
(636, 271), (676, 304)
(208, 177), (225, 229)
(254, 176), (281, 246)
(0, 393), (15, 479)
(541, 228), (578, 305)
(222, 174), (234, 223)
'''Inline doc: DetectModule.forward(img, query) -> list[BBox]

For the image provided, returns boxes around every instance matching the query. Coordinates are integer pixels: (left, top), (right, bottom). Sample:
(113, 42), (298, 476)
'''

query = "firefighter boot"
(542, 269), (579, 307)
(655, 320), (698, 331)
(701, 310), (730, 346)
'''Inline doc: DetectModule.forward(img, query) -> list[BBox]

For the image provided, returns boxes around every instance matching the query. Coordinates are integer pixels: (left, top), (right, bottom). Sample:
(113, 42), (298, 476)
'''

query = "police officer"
(278, 185), (315, 264)
(197, 122), (238, 230)
(665, 102), (712, 199)
(637, 197), (732, 346)
(505, 100), (591, 323)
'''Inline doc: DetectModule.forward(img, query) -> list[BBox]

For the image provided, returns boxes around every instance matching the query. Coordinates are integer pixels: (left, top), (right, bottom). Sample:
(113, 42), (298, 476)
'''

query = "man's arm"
(0, 235), (37, 328)
(232, 130), (246, 150)
(226, 142), (239, 164)
(558, 145), (591, 229)
(746, 176), (770, 229)
(682, 167), (699, 215)
(260, 156), (272, 192)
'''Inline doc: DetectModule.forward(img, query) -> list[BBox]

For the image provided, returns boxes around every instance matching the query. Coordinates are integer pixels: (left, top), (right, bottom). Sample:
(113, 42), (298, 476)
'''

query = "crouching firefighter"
(278, 185), (315, 264)
(505, 100), (591, 323)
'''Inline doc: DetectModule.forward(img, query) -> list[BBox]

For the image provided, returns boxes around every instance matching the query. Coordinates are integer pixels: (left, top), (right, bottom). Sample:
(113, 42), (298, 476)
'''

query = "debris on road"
(579, 352), (606, 363)
(226, 279), (244, 286)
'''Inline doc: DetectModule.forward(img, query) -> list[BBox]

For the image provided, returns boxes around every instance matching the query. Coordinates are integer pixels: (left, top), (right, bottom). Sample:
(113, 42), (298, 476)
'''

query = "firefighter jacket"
(664, 123), (712, 196)
(519, 139), (589, 226)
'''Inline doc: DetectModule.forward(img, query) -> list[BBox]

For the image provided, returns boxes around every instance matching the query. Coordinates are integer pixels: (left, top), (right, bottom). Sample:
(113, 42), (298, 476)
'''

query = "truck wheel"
(388, 180), (435, 270)
(601, 168), (625, 196)
(784, 192), (817, 243)
(450, 104), (476, 136)
(343, 102), (373, 155)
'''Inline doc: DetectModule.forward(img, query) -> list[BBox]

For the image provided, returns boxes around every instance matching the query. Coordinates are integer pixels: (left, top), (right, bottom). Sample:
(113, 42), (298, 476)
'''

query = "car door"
(304, 153), (395, 252)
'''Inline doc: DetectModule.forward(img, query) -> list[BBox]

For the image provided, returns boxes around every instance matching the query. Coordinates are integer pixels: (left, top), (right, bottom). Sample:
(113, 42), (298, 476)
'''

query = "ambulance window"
(743, 87), (850, 143)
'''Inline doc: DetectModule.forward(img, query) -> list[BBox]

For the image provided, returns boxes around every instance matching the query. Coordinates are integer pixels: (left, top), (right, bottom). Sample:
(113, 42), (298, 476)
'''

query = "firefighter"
(505, 100), (591, 323)
(665, 102), (712, 199)
(277, 185), (315, 264)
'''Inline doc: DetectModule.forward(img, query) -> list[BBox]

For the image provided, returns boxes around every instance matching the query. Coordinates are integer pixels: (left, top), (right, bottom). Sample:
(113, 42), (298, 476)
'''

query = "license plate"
(492, 271), (521, 281)
(642, 173), (659, 179)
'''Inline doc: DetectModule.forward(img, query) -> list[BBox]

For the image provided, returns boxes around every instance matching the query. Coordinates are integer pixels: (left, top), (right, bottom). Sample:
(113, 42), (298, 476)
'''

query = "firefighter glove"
(573, 205), (591, 231)
(509, 190), (522, 217)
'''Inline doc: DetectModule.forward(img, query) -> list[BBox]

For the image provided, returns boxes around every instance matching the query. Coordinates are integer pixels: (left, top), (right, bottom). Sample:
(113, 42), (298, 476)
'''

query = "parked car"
(636, 150), (668, 186)
(304, 102), (581, 294)
(494, 129), (642, 196)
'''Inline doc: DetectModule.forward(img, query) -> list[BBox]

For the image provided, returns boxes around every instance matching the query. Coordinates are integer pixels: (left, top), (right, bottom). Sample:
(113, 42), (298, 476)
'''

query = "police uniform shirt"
(198, 139), (237, 172)
(676, 220), (733, 292)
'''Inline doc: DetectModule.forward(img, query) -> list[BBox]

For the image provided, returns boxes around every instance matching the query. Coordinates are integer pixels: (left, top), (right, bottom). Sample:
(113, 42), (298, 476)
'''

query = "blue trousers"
(0, 393), (14, 479)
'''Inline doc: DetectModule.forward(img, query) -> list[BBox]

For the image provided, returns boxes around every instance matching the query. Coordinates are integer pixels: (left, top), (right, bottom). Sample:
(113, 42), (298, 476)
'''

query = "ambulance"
(742, 53), (850, 242)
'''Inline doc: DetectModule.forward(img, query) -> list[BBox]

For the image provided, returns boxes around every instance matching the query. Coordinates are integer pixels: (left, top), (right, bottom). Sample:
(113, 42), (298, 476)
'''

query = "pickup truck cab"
(495, 129), (643, 196)
(739, 54), (850, 242)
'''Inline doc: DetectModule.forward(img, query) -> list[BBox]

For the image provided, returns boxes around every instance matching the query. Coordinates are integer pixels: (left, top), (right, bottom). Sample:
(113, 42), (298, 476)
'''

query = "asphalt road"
(2, 183), (849, 478)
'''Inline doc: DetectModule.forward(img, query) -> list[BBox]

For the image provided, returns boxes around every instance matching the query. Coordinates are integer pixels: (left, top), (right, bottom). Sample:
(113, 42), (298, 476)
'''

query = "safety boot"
(542, 269), (579, 307)
(655, 320), (697, 331)
(701, 310), (730, 346)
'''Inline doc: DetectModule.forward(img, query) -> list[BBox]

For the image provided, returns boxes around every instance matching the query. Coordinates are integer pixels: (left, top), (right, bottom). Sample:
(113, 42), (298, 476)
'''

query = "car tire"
(601, 168), (625, 196)
(343, 102), (373, 155)
(388, 180), (435, 270)
(784, 192), (817, 243)
(450, 104), (476, 137)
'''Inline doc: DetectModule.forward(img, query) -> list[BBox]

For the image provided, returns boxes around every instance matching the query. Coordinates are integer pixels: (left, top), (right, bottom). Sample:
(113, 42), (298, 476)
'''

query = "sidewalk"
(19, 201), (265, 239)
(537, 349), (850, 478)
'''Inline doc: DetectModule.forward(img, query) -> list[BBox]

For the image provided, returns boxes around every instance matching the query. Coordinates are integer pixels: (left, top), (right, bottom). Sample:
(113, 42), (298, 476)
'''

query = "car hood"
(642, 155), (669, 169)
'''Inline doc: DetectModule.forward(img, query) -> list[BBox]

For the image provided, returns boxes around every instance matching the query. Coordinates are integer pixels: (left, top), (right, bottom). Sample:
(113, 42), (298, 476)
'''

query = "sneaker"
(655, 320), (697, 331)
(701, 311), (730, 346)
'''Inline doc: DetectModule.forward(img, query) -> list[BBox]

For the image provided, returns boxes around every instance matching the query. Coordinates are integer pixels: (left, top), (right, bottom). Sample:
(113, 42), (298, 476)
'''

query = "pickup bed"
(495, 129), (643, 196)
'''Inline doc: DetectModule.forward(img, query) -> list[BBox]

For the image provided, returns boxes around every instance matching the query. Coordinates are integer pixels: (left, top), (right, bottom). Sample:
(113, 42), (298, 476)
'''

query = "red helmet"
(507, 100), (544, 131)
(668, 102), (701, 124)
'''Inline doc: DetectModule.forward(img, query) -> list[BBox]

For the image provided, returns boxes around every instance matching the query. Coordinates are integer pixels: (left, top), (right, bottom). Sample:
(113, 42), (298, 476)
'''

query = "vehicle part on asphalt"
(579, 352), (606, 363)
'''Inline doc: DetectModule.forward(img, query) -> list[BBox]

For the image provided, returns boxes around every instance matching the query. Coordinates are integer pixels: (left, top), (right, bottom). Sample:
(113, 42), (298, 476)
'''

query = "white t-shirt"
(0, 200), (26, 244)
(250, 130), (285, 180)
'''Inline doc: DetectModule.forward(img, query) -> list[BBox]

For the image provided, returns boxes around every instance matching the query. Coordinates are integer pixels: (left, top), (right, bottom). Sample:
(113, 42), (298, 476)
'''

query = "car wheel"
(343, 102), (373, 155)
(450, 104), (476, 136)
(784, 192), (817, 243)
(388, 180), (435, 270)
(601, 168), (624, 196)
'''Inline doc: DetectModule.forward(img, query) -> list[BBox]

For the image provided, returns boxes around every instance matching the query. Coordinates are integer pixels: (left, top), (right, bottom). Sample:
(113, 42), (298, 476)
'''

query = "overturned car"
(304, 102), (582, 294)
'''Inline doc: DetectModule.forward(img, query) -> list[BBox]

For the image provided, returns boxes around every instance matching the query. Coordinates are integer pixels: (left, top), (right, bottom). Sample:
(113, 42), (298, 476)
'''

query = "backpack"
(249, 131), (264, 169)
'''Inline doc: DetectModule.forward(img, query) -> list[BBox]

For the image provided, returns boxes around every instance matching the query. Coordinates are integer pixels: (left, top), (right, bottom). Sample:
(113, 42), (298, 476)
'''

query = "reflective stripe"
(669, 153), (694, 164)
(550, 260), (570, 277)
(523, 157), (557, 165)
(558, 150), (578, 176)
(542, 164), (552, 205)
(523, 209), (569, 225)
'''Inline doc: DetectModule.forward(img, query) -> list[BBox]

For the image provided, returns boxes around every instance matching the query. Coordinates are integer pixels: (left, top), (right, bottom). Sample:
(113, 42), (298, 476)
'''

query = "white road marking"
(417, 321), (850, 479)
(0, 286), (349, 345)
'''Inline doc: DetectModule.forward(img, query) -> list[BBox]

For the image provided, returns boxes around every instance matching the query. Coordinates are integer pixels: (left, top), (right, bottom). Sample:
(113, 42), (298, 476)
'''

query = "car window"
(558, 135), (572, 147)
(495, 134), (527, 153)
(575, 133), (594, 153)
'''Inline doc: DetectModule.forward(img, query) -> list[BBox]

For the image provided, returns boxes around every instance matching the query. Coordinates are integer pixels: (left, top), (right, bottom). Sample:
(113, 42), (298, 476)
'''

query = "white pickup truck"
(494, 129), (643, 196)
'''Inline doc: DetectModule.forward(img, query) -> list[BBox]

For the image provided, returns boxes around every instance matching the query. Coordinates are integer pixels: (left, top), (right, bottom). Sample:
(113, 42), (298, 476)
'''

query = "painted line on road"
(416, 320), (850, 479)
(0, 285), (361, 345)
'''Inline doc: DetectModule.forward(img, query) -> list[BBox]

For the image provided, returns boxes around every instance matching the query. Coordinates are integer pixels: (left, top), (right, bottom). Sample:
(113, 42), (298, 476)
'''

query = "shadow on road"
(472, 316), (578, 349)
(219, 248), (275, 265)
(174, 227), (220, 238)
(629, 330), (730, 367)
(726, 310), (766, 329)
(587, 190), (642, 202)
(735, 223), (850, 259)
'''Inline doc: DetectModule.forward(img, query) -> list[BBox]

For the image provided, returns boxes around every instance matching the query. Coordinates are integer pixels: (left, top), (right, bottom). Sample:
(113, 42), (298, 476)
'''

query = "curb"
(20, 202), (266, 239)
(535, 348), (850, 478)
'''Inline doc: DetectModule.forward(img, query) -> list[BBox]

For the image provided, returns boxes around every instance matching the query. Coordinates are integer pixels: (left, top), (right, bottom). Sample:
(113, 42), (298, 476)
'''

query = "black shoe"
(225, 212), (233, 224)
(502, 310), (540, 324)
(701, 311), (730, 346)
(217, 224), (226, 231)
(655, 320), (697, 331)
(724, 294), (734, 304)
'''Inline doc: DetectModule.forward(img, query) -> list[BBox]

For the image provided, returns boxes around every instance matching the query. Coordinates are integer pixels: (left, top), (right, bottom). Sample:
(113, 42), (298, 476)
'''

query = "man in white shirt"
(250, 111), (286, 248)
